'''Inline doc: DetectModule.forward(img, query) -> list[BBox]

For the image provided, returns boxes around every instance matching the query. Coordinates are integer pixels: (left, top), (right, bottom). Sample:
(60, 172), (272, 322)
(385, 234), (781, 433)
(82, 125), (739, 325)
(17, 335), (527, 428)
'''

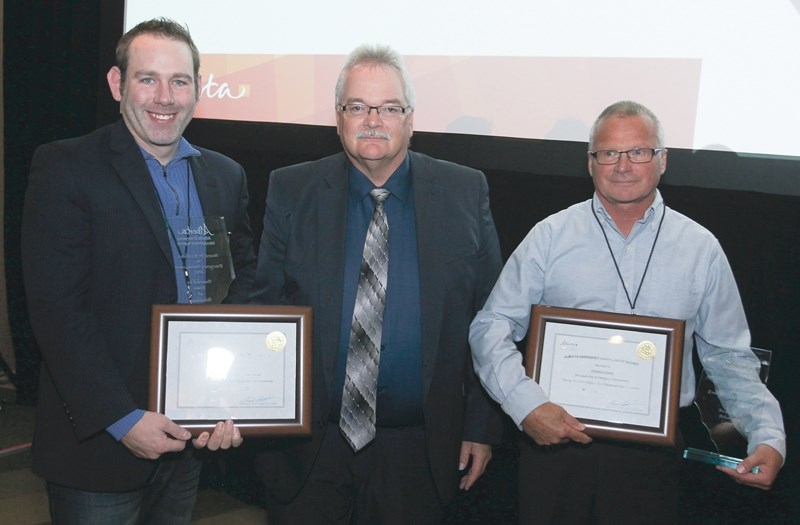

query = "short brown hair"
(115, 17), (200, 86)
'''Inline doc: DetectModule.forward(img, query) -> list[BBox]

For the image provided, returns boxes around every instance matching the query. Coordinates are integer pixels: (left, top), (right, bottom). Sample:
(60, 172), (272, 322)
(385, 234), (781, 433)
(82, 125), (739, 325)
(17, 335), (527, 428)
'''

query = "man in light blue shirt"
(469, 100), (785, 524)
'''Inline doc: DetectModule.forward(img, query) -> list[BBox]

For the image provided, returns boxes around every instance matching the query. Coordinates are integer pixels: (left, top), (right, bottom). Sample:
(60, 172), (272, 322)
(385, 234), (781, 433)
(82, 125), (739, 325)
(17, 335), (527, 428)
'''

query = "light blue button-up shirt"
(469, 190), (786, 458)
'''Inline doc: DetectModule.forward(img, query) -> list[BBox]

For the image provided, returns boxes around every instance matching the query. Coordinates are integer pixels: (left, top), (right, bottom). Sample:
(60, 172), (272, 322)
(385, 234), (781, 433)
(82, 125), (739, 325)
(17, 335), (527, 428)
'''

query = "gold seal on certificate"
(266, 331), (287, 352)
(636, 340), (657, 360)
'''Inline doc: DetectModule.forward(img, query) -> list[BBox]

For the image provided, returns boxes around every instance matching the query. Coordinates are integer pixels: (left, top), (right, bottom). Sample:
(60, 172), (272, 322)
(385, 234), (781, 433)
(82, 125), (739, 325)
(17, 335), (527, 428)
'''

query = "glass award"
(684, 347), (771, 473)
(164, 216), (234, 304)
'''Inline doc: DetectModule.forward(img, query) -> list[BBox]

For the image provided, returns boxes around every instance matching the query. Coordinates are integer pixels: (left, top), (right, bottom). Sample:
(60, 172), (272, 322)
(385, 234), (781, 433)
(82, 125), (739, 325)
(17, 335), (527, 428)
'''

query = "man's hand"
(120, 411), (191, 460)
(458, 441), (492, 490)
(718, 443), (783, 490)
(521, 402), (592, 446)
(192, 419), (243, 450)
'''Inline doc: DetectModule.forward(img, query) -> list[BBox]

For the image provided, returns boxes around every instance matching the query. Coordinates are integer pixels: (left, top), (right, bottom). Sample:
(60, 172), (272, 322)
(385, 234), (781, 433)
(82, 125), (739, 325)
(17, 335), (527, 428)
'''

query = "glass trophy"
(684, 347), (771, 473)
(164, 216), (235, 304)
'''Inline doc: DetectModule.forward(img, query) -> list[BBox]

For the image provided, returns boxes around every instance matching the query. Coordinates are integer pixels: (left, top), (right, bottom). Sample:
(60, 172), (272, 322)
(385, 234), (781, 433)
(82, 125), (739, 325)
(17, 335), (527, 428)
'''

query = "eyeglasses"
(589, 148), (663, 165)
(339, 103), (411, 119)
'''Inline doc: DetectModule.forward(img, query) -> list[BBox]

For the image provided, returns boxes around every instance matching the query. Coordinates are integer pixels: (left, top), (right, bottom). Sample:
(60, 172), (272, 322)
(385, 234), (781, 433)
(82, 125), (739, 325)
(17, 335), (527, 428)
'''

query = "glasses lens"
(377, 106), (405, 119)
(628, 148), (653, 163)
(595, 150), (619, 164)
(344, 104), (366, 116)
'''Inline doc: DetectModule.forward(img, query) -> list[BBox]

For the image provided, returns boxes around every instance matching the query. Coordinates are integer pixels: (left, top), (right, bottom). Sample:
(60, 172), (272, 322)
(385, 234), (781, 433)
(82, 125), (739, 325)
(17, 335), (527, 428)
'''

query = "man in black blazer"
(251, 44), (503, 524)
(21, 19), (256, 523)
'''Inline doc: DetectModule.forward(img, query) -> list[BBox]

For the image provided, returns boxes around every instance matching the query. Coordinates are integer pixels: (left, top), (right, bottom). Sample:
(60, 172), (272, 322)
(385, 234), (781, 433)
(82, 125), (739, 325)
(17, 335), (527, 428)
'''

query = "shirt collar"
(139, 137), (201, 167)
(348, 154), (411, 205)
(592, 189), (663, 227)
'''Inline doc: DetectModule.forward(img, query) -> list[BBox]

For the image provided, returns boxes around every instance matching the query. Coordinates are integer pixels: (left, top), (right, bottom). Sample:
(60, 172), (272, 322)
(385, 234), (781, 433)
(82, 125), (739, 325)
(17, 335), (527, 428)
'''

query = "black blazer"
(251, 151), (504, 504)
(21, 120), (257, 491)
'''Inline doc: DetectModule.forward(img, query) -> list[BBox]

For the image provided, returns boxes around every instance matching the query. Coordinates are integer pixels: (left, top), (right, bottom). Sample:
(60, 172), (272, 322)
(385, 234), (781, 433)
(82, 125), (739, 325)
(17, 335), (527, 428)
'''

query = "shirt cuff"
(107, 409), (145, 441)
(747, 429), (787, 463)
(502, 377), (549, 428)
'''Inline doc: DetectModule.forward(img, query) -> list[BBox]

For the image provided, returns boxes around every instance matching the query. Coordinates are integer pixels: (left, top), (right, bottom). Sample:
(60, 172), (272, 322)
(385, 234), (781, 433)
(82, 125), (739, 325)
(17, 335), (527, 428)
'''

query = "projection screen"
(125, 0), (800, 160)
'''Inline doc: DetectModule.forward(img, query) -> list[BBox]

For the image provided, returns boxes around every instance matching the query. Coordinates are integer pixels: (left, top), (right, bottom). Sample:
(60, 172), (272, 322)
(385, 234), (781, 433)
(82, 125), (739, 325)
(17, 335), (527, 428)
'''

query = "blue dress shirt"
(331, 155), (424, 426)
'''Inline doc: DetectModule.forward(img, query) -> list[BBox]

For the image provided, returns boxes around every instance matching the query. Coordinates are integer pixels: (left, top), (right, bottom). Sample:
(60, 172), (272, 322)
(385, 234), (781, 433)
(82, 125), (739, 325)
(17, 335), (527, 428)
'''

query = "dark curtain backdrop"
(4, 2), (798, 523)
(0, 0), (12, 376)
(4, 1), (103, 400)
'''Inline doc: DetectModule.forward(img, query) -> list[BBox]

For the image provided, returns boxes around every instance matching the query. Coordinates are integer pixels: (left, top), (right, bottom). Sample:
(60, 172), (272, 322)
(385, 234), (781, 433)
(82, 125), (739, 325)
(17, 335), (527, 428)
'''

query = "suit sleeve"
(21, 143), (138, 439)
(462, 171), (505, 444)
(222, 162), (257, 304)
(250, 170), (290, 305)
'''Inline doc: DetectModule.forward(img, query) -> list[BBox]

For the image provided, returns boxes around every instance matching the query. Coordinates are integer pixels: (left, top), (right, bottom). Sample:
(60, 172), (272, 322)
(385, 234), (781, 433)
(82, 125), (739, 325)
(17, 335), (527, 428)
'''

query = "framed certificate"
(525, 305), (685, 447)
(149, 304), (312, 437)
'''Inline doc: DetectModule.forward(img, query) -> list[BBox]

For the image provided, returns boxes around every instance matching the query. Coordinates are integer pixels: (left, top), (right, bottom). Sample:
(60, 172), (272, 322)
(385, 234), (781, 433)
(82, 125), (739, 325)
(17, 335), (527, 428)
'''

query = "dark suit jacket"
(21, 120), (257, 491)
(251, 151), (503, 504)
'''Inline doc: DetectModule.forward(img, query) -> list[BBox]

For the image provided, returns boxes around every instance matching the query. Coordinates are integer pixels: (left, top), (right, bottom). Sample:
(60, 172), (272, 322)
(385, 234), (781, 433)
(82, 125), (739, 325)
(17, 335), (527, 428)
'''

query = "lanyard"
(152, 164), (195, 303)
(591, 201), (666, 314)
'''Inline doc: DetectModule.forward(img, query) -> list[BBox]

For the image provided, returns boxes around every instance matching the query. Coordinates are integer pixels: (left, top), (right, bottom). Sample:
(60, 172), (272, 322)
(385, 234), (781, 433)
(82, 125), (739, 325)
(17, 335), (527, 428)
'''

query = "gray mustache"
(356, 130), (391, 140)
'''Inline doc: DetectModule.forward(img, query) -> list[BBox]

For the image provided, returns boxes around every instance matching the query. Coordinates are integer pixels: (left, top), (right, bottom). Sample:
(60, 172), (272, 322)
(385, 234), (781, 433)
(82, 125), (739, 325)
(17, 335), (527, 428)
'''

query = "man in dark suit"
(21, 18), (256, 523)
(251, 44), (503, 524)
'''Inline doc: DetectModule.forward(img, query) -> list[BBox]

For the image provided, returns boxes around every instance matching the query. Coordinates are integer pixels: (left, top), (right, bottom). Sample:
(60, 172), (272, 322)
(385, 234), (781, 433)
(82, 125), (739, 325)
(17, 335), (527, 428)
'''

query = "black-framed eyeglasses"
(589, 148), (663, 165)
(339, 103), (411, 119)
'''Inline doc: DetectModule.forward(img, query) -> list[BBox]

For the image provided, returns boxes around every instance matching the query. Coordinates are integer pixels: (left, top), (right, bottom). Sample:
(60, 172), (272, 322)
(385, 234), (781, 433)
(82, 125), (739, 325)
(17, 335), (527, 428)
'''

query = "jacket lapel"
(109, 121), (173, 266)
(317, 155), (350, 396)
(409, 152), (446, 401)
(190, 155), (221, 216)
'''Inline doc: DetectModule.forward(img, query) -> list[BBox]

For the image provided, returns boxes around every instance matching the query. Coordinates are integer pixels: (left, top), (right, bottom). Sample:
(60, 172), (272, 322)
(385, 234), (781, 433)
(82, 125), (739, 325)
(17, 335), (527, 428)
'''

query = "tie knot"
(370, 188), (390, 206)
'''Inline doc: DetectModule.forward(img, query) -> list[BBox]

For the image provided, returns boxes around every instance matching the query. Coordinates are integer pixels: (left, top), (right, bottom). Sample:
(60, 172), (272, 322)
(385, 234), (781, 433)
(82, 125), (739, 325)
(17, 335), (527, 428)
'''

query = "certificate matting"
(525, 305), (685, 447)
(149, 304), (312, 436)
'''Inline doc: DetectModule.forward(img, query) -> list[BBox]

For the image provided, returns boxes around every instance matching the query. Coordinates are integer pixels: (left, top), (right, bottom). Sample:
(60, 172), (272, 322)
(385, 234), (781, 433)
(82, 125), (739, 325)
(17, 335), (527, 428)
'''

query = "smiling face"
(336, 64), (414, 185)
(107, 33), (199, 164)
(588, 114), (667, 213)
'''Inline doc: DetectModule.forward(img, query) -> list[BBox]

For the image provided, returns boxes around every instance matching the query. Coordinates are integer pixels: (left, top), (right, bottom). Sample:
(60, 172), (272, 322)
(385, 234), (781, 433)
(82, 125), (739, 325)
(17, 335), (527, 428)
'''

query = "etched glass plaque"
(694, 347), (771, 457)
(165, 216), (234, 304)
